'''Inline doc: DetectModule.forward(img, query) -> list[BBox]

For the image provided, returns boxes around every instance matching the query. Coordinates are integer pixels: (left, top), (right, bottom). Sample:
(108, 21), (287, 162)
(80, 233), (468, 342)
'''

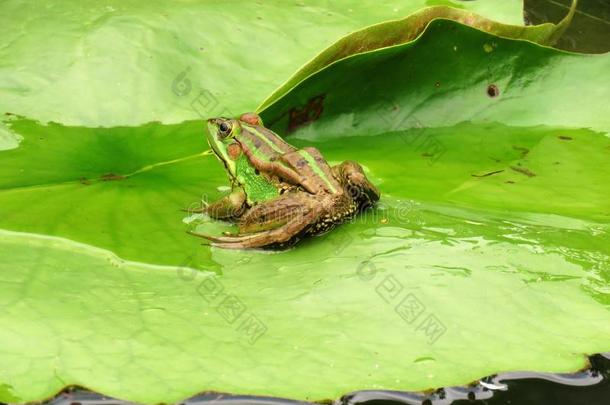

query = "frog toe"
(334, 160), (380, 205)
(187, 230), (231, 243)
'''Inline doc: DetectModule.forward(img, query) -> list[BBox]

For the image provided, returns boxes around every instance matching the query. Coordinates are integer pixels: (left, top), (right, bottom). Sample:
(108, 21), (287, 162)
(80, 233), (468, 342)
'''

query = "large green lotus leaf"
(0, 0), (522, 128)
(257, 1), (577, 112)
(2, 12), (610, 405)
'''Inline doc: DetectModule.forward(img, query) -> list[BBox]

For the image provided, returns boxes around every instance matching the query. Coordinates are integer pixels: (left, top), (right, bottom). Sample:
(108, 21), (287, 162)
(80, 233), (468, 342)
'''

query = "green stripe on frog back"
(241, 123), (294, 154)
(238, 134), (300, 184)
(235, 154), (279, 204)
(239, 135), (275, 164)
(297, 149), (337, 193)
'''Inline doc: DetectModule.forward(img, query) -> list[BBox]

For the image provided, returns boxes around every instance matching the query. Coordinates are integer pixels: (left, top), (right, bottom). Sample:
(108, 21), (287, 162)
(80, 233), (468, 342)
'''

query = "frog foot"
(187, 220), (307, 249)
(186, 229), (241, 240)
(333, 160), (380, 210)
(190, 222), (307, 249)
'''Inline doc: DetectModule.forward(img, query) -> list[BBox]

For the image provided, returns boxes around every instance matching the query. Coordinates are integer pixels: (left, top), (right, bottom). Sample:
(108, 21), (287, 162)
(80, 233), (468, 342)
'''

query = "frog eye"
(218, 121), (232, 138)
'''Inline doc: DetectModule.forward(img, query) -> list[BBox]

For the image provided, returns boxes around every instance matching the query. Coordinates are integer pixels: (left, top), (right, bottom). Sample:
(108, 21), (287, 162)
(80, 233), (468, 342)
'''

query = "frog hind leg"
(203, 195), (322, 249)
(332, 160), (380, 210)
(237, 192), (311, 234)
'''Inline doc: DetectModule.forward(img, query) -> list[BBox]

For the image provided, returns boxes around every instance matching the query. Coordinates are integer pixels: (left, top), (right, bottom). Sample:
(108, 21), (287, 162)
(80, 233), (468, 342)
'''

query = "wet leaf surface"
(1, 2), (609, 404)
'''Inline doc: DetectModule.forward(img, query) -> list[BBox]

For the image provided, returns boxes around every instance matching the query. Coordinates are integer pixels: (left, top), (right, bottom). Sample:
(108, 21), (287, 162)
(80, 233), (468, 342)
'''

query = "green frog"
(188, 112), (380, 249)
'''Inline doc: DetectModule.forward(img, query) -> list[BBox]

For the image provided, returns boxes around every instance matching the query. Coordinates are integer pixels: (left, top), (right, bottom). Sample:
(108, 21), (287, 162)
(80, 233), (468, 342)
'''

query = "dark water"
(523, 0), (610, 53)
(33, 353), (610, 405)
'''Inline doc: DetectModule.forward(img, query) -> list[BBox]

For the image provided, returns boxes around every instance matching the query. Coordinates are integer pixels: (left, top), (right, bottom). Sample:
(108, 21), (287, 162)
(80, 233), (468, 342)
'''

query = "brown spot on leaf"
(79, 177), (91, 185)
(510, 166), (536, 177)
(512, 146), (529, 158)
(472, 169), (504, 177)
(287, 94), (325, 132)
(558, 135), (573, 140)
(505, 180), (515, 184)
(487, 84), (499, 97)
(100, 173), (126, 181)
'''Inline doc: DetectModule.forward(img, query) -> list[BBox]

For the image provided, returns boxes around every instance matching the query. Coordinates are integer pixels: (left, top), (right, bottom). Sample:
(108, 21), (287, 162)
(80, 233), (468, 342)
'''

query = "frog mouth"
(208, 140), (237, 181)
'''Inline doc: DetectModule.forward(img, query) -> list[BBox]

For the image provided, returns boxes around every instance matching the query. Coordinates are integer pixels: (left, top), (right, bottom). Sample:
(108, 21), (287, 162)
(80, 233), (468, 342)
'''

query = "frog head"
(206, 113), (266, 179)
(206, 113), (287, 204)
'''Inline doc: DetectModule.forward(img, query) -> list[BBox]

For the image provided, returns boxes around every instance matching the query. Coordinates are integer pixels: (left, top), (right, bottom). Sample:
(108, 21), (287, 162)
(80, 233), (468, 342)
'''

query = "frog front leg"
(332, 160), (380, 210)
(189, 189), (247, 219)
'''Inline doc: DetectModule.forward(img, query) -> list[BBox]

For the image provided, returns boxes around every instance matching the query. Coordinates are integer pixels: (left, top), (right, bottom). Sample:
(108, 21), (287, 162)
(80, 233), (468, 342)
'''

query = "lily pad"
(257, 1), (577, 112)
(0, 0), (522, 128)
(1, 6), (609, 405)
